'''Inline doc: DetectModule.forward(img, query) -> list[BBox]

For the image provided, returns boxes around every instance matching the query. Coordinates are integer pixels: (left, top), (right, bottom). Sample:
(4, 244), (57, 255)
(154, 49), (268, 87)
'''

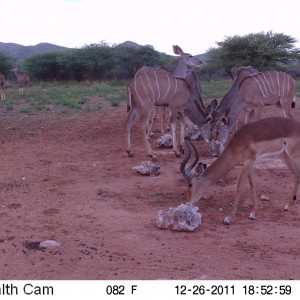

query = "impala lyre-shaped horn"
(180, 138), (199, 186)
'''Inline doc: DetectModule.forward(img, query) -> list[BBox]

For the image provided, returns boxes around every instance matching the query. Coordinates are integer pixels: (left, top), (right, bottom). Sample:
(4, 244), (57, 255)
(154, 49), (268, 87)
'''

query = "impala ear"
(195, 162), (207, 179)
(173, 45), (183, 55)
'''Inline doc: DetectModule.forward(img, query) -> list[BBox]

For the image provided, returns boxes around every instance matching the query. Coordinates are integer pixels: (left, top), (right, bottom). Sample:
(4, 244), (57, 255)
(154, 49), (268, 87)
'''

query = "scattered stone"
(185, 126), (201, 140)
(154, 134), (173, 148)
(132, 161), (161, 176)
(209, 140), (224, 156)
(260, 194), (270, 201)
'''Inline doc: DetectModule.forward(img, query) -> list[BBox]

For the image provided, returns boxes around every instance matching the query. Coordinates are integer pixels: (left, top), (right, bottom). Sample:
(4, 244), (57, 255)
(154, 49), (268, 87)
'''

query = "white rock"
(154, 134), (173, 148)
(156, 202), (201, 231)
(39, 240), (61, 247)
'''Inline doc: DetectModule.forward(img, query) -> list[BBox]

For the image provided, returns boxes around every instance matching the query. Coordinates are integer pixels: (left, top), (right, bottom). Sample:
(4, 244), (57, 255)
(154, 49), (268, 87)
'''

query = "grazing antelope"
(181, 117), (300, 225)
(11, 66), (30, 95)
(126, 45), (208, 160)
(207, 66), (296, 155)
(0, 74), (5, 101)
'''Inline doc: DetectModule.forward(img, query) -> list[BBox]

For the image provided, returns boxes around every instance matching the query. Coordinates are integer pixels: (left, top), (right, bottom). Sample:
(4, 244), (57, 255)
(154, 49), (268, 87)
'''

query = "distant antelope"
(126, 45), (209, 160)
(0, 74), (5, 101)
(181, 117), (300, 225)
(207, 66), (296, 155)
(11, 66), (30, 95)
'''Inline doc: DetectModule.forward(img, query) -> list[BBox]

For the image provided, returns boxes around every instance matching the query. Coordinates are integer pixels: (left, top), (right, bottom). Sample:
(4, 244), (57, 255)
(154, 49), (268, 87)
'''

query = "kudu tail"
(291, 95), (296, 109)
(126, 87), (136, 112)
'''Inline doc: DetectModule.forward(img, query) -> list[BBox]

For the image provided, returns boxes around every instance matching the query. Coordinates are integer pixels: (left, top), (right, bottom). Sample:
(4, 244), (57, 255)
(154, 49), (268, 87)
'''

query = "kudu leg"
(146, 109), (156, 139)
(279, 99), (293, 119)
(125, 106), (137, 157)
(170, 115), (182, 158)
(140, 112), (156, 161)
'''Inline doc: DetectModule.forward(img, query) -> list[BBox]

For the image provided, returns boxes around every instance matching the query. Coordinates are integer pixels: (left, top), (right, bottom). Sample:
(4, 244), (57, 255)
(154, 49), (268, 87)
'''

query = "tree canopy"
(204, 31), (300, 78)
(0, 51), (14, 75)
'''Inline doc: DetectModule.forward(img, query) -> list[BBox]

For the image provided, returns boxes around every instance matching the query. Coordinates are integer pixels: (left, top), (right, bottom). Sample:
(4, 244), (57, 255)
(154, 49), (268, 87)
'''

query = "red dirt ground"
(0, 99), (299, 280)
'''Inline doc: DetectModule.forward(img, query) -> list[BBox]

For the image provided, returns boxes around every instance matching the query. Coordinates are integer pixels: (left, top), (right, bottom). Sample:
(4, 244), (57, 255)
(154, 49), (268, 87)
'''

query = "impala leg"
(224, 162), (254, 225)
(285, 176), (300, 211)
(248, 164), (258, 220)
(281, 153), (300, 211)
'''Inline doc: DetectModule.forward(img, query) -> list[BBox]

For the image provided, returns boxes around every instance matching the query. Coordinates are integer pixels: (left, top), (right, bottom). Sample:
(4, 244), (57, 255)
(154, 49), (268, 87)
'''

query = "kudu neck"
(172, 58), (187, 79)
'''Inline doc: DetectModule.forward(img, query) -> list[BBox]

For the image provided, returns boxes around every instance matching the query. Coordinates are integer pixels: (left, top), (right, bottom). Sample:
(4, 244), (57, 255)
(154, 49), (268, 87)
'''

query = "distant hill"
(117, 41), (209, 61)
(0, 42), (69, 61)
(0, 41), (209, 63)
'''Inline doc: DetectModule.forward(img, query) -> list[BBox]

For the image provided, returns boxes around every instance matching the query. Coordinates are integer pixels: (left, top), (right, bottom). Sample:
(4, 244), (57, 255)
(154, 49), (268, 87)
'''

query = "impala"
(11, 66), (30, 95)
(207, 66), (296, 155)
(180, 117), (300, 225)
(0, 74), (5, 101)
(126, 45), (208, 160)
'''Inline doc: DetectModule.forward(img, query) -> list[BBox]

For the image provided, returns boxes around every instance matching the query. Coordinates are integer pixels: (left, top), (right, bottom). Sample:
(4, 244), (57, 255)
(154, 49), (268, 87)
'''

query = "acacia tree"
(113, 44), (160, 78)
(205, 31), (300, 78)
(0, 51), (14, 75)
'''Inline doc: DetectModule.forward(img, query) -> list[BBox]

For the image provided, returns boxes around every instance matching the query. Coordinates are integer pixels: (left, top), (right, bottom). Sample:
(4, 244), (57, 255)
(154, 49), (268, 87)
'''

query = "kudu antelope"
(207, 66), (296, 155)
(0, 74), (5, 101)
(181, 117), (300, 225)
(11, 66), (30, 96)
(126, 45), (208, 160)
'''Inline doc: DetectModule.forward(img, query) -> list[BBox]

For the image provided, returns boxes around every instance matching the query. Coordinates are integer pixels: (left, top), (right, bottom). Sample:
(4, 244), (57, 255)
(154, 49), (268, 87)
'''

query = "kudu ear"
(173, 45), (183, 55)
(220, 116), (229, 126)
(206, 98), (218, 115)
(205, 114), (213, 124)
(210, 98), (218, 111)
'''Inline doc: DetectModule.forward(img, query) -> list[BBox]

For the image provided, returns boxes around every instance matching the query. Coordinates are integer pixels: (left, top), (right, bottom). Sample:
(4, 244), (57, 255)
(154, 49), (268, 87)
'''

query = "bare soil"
(0, 99), (299, 280)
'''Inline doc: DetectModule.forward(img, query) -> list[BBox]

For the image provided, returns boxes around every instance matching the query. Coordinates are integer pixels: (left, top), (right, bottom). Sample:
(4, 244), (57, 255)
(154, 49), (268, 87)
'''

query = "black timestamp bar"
(175, 284), (235, 296)
(243, 285), (292, 296)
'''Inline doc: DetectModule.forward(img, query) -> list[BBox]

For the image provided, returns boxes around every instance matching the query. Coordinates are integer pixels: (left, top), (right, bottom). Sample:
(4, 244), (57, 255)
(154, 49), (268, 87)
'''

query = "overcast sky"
(2, 0), (299, 55)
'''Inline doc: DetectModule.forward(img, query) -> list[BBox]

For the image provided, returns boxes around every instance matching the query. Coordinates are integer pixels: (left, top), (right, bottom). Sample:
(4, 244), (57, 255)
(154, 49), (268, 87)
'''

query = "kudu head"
(180, 138), (207, 201)
(200, 101), (228, 156)
(11, 66), (19, 74)
(172, 45), (203, 78)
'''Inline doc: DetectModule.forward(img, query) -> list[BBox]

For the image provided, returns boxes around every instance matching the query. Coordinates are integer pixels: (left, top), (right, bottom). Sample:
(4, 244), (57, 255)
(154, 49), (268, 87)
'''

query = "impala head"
(180, 139), (207, 201)
(173, 45), (203, 68)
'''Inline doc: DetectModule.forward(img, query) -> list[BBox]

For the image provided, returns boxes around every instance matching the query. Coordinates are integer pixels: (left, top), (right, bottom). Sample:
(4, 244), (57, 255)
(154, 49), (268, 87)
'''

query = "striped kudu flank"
(11, 66), (30, 96)
(126, 45), (207, 160)
(207, 66), (296, 155)
(0, 74), (5, 101)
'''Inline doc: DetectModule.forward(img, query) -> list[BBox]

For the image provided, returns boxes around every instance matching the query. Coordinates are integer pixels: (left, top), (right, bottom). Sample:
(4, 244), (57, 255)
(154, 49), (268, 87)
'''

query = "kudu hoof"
(180, 145), (185, 154)
(150, 154), (158, 162)
(175, 151), (182, 158)
(126, 150), (133, 158)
